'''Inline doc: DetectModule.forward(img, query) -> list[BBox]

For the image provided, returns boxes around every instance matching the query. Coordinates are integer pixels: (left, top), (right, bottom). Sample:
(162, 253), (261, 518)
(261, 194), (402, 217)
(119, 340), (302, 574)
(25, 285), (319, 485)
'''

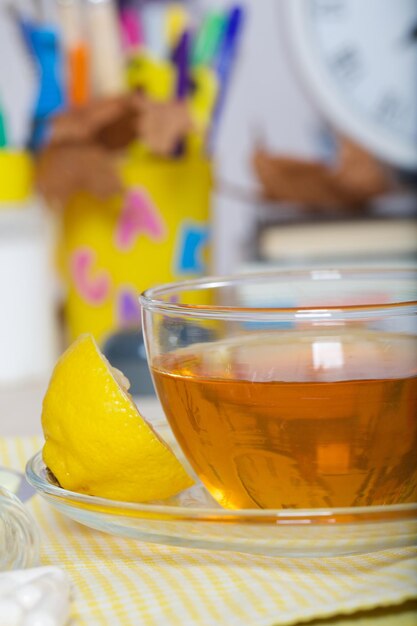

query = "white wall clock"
(286, 0), (417, 170)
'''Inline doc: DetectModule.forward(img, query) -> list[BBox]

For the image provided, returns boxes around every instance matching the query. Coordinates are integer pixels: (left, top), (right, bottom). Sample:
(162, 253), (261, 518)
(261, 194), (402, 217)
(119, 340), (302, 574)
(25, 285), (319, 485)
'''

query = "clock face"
(287, 0), (417, 169)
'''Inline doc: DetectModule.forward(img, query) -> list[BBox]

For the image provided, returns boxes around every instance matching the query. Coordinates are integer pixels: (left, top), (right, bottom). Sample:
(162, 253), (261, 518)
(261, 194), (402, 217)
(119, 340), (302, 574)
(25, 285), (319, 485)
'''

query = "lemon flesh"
(42, 334), (193, 502)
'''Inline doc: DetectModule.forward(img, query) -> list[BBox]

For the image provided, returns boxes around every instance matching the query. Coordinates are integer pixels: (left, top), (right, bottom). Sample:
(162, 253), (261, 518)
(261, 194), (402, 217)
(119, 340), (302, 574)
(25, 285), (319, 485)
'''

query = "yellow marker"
(127, 55), (175, 101)
(165, 4), (189, 51)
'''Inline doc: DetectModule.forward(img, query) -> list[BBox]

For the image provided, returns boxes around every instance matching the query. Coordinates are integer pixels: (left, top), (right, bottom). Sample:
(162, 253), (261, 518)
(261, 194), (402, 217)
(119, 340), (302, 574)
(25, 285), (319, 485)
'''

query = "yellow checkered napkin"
(2, 437), (417, 626)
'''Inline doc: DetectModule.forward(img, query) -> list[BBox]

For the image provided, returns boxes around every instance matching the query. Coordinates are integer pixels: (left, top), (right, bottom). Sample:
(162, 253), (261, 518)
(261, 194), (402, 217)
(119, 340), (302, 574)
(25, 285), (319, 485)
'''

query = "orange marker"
(68, 43), (90, 107)
(58, 0), (91, 107)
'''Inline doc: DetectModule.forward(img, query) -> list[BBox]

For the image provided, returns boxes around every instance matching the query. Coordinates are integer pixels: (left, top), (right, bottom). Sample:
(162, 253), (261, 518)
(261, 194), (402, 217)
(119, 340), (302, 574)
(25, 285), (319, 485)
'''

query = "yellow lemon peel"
(42, 334), (193, 502)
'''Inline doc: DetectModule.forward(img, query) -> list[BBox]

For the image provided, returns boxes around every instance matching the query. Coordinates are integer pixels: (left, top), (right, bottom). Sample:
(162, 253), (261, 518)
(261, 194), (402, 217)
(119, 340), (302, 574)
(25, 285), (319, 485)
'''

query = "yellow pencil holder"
(58, 152), (212, 345)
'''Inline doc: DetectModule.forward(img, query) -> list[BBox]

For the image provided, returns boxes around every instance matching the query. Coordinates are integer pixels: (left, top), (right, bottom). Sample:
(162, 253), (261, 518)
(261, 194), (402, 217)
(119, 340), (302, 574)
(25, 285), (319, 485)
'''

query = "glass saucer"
(26, 451), (417, 558)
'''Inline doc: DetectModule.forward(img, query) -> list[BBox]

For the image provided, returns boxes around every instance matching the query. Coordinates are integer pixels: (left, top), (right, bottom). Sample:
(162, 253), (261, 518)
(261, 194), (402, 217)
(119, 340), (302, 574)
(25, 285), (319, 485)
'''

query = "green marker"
(0, 103), (7, 148)
(191, 11), (226, 67)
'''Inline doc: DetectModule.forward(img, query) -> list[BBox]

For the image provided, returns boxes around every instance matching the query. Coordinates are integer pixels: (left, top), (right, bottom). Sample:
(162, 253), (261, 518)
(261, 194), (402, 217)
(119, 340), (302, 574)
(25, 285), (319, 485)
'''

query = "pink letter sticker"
(115, 188), (166, 251)
(71, 248), (111, 305)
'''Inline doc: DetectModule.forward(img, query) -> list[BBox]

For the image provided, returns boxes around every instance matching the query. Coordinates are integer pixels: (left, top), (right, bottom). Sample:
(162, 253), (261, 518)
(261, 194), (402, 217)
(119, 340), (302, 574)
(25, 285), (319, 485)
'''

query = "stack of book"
(254, 216), (417, 269)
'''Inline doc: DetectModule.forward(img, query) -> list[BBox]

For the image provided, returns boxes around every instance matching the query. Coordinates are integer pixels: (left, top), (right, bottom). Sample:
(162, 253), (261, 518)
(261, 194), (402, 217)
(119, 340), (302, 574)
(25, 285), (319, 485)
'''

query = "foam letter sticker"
(71, 248), (111, 305)
(116, 188), (166, 251)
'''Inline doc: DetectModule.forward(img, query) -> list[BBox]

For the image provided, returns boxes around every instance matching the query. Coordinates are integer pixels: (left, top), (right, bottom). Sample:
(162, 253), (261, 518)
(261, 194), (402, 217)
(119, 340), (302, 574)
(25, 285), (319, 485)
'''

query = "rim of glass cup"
(140, 268), (417, 322)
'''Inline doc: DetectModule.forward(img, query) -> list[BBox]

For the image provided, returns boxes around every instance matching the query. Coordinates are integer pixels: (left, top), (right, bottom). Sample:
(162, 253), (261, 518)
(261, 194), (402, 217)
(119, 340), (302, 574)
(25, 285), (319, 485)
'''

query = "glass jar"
(0, 487), (39, 571)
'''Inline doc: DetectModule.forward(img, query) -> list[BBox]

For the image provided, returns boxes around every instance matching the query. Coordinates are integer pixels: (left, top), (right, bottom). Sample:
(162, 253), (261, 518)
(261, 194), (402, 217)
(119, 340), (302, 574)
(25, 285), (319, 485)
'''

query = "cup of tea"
(140, 269), (417, 510)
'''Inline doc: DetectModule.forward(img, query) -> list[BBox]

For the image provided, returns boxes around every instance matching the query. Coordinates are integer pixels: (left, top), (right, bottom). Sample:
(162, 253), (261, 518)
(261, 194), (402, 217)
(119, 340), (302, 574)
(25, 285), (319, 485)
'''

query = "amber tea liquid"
(152, 329), (417, 509)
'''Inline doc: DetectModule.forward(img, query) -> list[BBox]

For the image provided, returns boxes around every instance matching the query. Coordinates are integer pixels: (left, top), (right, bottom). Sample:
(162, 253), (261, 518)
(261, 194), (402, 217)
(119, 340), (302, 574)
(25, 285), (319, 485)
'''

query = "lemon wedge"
(42, 334), (193, 502)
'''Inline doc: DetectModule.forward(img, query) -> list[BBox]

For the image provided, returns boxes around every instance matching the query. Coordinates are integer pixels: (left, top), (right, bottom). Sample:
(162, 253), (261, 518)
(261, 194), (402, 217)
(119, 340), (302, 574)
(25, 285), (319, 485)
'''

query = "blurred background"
(0, 0), (416, 422)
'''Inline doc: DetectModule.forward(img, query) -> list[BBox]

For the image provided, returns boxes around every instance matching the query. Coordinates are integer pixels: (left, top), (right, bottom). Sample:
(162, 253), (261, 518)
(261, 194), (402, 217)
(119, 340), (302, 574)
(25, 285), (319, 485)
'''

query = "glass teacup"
(140, 269), (417, 510)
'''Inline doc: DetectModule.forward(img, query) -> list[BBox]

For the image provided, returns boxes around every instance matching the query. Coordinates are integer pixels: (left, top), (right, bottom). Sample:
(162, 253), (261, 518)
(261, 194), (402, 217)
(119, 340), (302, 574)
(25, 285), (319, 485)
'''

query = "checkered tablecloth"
(1, 436), (416, 626)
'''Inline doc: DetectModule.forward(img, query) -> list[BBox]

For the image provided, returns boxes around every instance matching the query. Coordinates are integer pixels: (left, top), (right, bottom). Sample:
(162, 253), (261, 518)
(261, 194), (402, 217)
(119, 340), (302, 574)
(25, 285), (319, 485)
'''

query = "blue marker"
(17, 17), (64, 151)
(29, 25), (65, 150)
(209, 5), (244, 149)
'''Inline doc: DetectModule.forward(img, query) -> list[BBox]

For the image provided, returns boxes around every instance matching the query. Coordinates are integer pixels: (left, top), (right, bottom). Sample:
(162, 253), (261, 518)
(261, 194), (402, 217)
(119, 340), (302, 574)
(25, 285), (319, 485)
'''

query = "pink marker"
(120, 7), (144, 52)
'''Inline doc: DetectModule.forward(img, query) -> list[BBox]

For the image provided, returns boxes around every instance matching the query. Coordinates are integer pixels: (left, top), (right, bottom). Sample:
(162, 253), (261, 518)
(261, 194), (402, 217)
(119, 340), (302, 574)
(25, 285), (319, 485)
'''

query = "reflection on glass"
(312, 340), (344, 372)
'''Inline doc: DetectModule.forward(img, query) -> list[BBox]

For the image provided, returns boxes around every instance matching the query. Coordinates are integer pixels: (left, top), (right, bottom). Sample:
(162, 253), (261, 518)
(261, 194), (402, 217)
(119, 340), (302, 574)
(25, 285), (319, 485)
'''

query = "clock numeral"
(376, 94), (403, 124)
(313, 0), (345, 18)
(331, 48), (360, 81)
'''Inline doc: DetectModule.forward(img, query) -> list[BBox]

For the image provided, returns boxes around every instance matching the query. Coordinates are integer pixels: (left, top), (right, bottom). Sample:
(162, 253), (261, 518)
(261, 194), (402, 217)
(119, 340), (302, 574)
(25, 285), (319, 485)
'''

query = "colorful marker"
(0, 102), (7, 148)
(120, 6), (144, 52)
(210, 5), (244, 148)
(191, 11), (226, 67)
(15, 15), (65, 150)
(171, 30), (190, 155)
(165, 4), (189, 53)
(172, 30), (190, 100)
(85, 0), (125, 96)
(57, 0), (90, 107)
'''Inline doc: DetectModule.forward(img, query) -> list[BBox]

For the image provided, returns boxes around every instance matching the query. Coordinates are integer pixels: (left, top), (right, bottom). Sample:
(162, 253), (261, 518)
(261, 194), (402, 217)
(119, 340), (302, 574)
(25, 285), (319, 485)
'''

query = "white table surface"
(0, 379), (165, 437)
